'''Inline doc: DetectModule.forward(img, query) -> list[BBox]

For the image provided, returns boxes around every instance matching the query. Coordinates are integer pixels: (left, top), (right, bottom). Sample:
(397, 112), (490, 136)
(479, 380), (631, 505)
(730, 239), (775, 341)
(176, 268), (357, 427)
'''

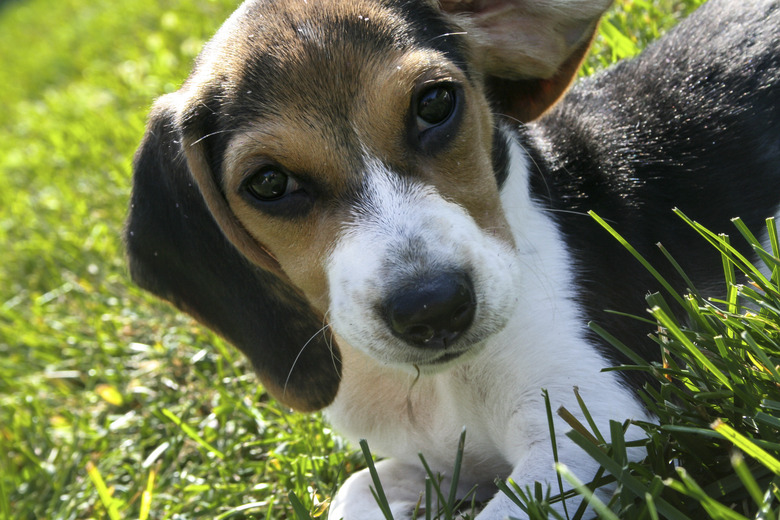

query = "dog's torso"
(532, 0), (780, 377)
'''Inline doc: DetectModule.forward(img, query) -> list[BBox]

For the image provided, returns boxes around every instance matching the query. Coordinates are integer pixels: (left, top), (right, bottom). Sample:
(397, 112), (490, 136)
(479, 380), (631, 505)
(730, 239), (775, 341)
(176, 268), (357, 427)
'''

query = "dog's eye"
(244, 167), (298, 201)
(241, 166), (314, 217)
(416, 86), (455, 129)
(410, 83), (462, 153)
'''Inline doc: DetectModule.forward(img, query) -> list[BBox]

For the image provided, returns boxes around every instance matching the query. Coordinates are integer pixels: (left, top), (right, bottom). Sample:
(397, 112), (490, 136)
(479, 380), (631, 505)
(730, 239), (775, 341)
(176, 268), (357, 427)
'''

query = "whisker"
(322, 310), (342, 380)
(282, 322), (332, 398)
(540, 208), (591, 218)
(405, 364), (422, 426)
(426, 31), (468, 43)
(494, 112), (523, 127)
(190, 128), (233, 146)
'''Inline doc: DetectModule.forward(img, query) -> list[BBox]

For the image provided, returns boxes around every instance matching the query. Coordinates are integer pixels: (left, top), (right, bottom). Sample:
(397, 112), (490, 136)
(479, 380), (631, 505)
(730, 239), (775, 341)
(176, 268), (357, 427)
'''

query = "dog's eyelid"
(420, 75), (457, 86)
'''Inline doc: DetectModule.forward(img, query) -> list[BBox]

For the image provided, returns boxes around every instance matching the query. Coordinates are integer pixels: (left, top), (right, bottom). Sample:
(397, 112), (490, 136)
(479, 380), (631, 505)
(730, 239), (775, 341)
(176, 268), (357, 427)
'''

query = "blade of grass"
(139, 468), (155, 520)
(425, 477), (432, 520)
(558, 406), (602, 447)
(730, 452), (766, 510)
(645, 491), (660, 520)
(741, 331), (780, 381)
(359, 439), (395, 520)
(767, 218), (780, 284)
(447, 428), (467, 507)
(589, 211), (685, 307)
(665, 468), (748, 520)
(287, 492), (313, 520)
(494, 478), (530, 513)
(650, 306), (733, 390)
(731, 217), (764, 249)
(161, 408), (225, 460)
(556, 463), (620, 520)
(565, 430), (689, 520)
(543, 389), (570, 519)
(215, 502), (270, 520)
(85, 461), (121, 520)
(656, 242), (700, 297)
(0, 449), (9, 520)
(718, 233), (739, 318)
(588, 321), (649, 366)
(417, 453), (450, 518)
(712, 420), (780, 475)
(674, 209), (772, 289)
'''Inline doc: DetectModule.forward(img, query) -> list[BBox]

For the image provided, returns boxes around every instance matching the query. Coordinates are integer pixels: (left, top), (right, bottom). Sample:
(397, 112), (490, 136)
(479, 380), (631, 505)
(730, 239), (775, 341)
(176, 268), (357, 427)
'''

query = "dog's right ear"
(483, 29), (597, 122)
(440, 0), (612, 122)
(125, 95), (341, 412)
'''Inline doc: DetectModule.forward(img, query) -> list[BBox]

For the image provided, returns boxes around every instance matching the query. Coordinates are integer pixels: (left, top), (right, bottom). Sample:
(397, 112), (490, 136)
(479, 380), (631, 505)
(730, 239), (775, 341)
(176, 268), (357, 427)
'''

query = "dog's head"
(125, 0), (605, 411)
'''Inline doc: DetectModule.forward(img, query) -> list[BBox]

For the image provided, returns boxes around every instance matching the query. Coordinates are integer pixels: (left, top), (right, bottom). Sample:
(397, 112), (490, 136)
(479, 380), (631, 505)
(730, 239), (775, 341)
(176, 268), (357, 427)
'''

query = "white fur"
(326, 137), (650, 520)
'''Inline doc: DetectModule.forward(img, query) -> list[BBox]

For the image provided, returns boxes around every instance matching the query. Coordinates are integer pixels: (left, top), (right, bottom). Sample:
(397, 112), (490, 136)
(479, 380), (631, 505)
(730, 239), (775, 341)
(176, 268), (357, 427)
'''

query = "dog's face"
(126, 0), (595, 410)
(218, 1), (509, 291)
(210, 1), (519, 367)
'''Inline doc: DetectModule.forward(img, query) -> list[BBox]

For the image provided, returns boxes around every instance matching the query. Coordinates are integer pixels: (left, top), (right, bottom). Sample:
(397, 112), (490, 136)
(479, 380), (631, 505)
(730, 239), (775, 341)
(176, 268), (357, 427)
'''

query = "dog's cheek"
(227, 201), (338, 311)
(470, 238), (524, 331)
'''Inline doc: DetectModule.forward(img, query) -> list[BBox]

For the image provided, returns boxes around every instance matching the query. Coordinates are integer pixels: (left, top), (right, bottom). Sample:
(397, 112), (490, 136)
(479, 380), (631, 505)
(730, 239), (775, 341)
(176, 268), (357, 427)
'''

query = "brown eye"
(245, 168), (293, 201)
(416, 86), (455, 128)
(241, 166), (313, 218)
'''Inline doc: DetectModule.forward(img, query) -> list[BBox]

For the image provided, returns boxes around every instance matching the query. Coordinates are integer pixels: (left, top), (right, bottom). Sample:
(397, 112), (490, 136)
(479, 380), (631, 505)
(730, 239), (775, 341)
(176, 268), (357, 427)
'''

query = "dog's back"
(524, 0), (780, 376)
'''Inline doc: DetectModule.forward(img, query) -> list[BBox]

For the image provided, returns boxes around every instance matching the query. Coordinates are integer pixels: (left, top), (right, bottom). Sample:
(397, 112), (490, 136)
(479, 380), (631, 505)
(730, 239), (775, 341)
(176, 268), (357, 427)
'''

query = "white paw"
(328, 460), (426, 520)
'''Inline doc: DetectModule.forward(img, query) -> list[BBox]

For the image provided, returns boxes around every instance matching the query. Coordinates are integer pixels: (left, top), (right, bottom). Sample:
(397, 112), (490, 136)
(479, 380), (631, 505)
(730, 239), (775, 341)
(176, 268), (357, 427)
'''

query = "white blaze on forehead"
(344, 158), (438, 237)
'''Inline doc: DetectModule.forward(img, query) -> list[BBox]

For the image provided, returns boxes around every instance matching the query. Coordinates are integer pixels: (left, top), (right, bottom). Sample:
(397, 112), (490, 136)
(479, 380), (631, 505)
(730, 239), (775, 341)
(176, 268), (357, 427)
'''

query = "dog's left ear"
(440, 0), (612, 121)
(125, 91), (341, 412)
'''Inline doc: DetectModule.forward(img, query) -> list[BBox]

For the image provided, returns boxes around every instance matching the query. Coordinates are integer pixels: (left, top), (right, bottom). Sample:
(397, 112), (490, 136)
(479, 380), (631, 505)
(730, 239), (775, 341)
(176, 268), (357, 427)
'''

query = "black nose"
(383, 272), (476, 348)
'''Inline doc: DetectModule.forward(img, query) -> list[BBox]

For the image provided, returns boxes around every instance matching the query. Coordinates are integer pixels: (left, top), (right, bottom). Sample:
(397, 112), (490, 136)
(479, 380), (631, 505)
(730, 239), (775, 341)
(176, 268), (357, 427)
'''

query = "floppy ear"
(125, 94), (341, 412)
(484, 29), (598, 122)
(440, 0), (610, 121)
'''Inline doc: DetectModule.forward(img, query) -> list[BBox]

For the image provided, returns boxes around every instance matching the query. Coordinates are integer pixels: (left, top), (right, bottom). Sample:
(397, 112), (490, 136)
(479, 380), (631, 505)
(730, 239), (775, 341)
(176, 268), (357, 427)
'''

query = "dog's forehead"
(199, 0), (468, 120)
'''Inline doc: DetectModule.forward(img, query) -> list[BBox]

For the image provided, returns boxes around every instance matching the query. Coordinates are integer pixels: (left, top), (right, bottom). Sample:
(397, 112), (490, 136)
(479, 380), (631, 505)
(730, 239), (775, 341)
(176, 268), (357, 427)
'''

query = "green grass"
(0, 0), (715, 518)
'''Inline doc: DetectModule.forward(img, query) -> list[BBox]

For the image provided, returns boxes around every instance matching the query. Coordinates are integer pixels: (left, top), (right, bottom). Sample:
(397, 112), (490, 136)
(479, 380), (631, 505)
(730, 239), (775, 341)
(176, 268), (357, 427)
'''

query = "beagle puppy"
(125, 0), (780, 518)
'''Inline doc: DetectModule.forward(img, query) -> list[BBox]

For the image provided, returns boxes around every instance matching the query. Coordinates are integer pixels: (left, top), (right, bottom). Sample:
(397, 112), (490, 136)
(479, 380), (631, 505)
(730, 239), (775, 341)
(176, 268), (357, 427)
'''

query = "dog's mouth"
(407, 338), (491, 372)
(427, 350), (468, 365)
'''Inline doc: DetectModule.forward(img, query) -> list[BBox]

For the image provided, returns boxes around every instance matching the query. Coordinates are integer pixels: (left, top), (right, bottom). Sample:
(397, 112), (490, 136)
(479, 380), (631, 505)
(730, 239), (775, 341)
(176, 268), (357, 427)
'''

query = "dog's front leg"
(328, 459), (426, 520)
(474, 430), (617, 519)
(476, 425), (611, 520)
